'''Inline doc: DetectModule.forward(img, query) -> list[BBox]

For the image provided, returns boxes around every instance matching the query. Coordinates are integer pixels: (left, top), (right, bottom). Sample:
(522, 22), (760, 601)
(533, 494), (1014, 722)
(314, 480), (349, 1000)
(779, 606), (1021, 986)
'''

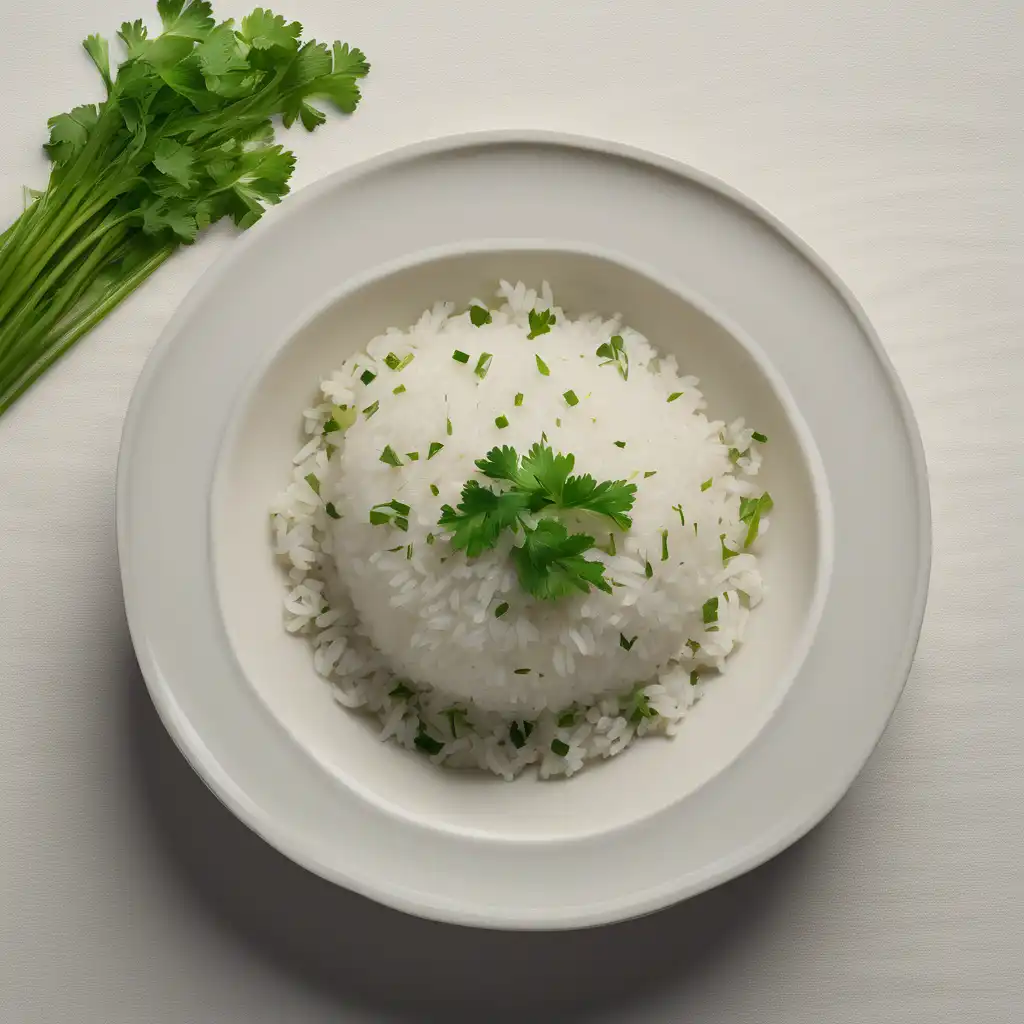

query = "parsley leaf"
(739, 492), (774, 547)
(438, 481), (530, 557)
(469, 304), (492, 326)
(513, 520), (612, 601)
(527, 308), (556, 339)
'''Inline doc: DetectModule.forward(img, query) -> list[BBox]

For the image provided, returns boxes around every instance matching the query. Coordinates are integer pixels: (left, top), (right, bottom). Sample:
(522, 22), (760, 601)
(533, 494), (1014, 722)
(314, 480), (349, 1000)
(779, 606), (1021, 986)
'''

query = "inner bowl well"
(212, 244), (831, 843)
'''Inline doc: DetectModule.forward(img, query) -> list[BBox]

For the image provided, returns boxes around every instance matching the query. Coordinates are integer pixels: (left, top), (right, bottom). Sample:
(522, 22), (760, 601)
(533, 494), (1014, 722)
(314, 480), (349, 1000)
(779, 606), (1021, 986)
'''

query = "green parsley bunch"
(0, 1), (368, 417)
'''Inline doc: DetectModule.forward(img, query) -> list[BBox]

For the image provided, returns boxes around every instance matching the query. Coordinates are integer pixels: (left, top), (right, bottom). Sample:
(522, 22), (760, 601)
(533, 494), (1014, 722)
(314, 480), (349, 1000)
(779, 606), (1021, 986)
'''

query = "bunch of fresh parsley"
(438, 442), (637, 600)
(0, 1), (368, 417)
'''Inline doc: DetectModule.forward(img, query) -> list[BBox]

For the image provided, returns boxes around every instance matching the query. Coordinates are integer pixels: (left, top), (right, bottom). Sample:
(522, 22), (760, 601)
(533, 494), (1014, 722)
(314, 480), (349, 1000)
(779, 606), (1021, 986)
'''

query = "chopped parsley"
(644, 470), (657, 478)
(685, 639), (701, 655)
(661, 529), (669, 561)
(379, 445), (402, 467)
(667, 391), (683, 403)
(452, 350), (470, 364)
(690, 670), (700, 686)
(563, 389), (579, 407)
(429, 483), (440, 496)
(739, 493), (774, 547)
(427, 441), (444, 460)
(324, 405), (356, 433)
(426, 532), (435, 545)
(304, 473), (320, 496)
(624, 684), (658, 723)
(513, 667), (531, 675)
(720, 534), (739, 563)
(405, 451), (420, 461)
(325, 502), (341, 520)
(752, 431), (768, 443)
(527, 308), (556, 339)
(509, 722), (527, 749)
(469, 305), (492, 326)
(495, 414), (509, 429)
(614, 440), (626, 448)
(671, 503), (685, 526)
(390, 682), (415, 700)
(550, 738), (571, 757)
(595, 334), (628, 379)
(494, 602), (509, 618)
(359, 369), (376, 386)
(702, 596), (719, 624)
(383, 352), (414, 371)
(700, 478), (713, 492)
(619, 633), (637, 652)
(392, 384), (406, 395)
(535, 354), (550, 376)
(446, 417), (453, 435)
(362, 400), (379, 419)
(474, 352), (493, 379)
(558, 709), (577, 728)
(514, 392), (524, 407)
(645, 559), (654, 579)
(413, 729), (444, 756)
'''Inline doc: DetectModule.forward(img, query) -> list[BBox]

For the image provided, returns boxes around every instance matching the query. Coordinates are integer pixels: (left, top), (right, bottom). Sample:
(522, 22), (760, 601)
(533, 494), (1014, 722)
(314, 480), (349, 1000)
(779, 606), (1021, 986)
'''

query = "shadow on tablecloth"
(123, 652), (829, 1022)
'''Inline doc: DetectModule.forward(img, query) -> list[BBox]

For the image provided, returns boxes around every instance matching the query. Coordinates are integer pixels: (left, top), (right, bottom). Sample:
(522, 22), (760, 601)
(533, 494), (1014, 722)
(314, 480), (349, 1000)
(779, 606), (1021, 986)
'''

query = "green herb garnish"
(535, 354), (550, 376)
(690, 670), (700, 686)
(619, 633), (637, 651)
(379, 445), (402, 467)
(701, 478), (713, 492)
(474, 352), (493, 378)
(595, 334), (628, 380)
(563, 389), (579, 407)
(393, 384), (406, 395)
(429, 483), (440, 496)
(624, 684), (658, 723)
(527, 308), (556, 339)
(558, 710), (577, 728)
(406, 451), (419, 461)
(660, 529), (669, 561)
(514, 392), (524, 407)
(414, 729), (444, 756)
(644, 471), (657, 478)
(360, 369), (377, 386)
(702, 596), (719, 624)
(645, 559), (653, 579)
(509, 722), (527, 749)
(304, 473), (320, 496)
(739, 492), (774, 547)
(495, 414), (509, 429)
(390, 682), (414, 700)
(469, 305), (492, 326)
(550, 738), (570, 757)
(362, 400), (379, 419)
(614, 440), (626, 448)
(427, 442), (444, 460)
(494, 602), (509, 618)
(513, 667), (531, 675)
(720, 534), (739, 563)
(685, 639), (700, 654)
(752, 431), (768, 443)
(446, 417), (453, 435)
(325, 502), (341, 519)
(671, 503), (685, 526)
(667, 391), (683, 403)
(452, 350), (470, 364)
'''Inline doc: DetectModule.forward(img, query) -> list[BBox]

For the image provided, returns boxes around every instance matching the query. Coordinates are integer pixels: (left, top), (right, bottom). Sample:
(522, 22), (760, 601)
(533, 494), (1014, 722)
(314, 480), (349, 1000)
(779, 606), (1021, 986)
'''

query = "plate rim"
(117, 128), (932, 928)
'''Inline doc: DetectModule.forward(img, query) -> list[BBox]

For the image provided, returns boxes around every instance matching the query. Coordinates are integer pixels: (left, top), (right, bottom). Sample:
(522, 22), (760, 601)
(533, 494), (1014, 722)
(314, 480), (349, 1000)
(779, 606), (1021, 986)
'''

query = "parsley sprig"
(438, 442), (637, 600)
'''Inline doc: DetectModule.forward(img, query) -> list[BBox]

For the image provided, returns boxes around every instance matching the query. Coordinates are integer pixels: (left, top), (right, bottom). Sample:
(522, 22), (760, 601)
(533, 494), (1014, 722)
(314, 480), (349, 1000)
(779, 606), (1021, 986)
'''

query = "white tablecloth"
(1, 2), (1021, 1021)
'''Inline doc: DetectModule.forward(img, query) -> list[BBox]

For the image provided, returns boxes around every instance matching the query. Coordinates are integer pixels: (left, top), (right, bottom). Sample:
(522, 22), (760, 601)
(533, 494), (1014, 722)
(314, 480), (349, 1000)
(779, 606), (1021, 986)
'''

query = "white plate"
(117, 131), (930, 929)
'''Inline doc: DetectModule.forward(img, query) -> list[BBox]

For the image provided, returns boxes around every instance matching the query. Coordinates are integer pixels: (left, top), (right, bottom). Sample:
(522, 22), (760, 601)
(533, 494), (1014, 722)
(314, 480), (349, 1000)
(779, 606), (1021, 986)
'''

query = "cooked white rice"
(271, 281), (772, 780)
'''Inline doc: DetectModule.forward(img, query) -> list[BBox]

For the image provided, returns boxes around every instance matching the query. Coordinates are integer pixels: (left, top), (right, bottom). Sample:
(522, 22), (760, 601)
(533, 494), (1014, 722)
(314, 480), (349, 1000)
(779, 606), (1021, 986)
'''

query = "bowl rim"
(118, 129), (932, 928)
(209, 236), (836, 842)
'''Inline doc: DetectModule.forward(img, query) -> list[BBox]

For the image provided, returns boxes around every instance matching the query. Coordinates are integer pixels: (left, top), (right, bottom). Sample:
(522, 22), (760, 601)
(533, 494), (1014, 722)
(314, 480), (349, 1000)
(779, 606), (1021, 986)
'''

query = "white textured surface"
(0, 0), (1020, 1020)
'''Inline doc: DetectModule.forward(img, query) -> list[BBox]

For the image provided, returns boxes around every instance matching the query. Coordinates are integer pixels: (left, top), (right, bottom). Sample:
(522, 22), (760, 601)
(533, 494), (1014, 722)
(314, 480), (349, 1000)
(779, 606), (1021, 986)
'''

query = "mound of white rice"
(271, 281), (772, 779)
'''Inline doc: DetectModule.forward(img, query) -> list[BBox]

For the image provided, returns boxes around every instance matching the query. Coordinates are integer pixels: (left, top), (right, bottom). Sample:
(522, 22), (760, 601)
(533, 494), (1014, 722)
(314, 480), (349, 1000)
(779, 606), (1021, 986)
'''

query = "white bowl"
(213, 243), (832, 842)
(118, 131), (930, 928)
